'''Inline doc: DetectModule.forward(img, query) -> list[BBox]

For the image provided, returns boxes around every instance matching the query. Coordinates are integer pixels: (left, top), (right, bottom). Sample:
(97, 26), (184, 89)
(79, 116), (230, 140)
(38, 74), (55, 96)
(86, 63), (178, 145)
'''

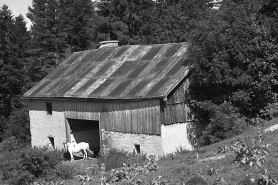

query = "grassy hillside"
(2, 118), (277, 185)
(57, 118), (278, 185)
(154, 118), (278, 184)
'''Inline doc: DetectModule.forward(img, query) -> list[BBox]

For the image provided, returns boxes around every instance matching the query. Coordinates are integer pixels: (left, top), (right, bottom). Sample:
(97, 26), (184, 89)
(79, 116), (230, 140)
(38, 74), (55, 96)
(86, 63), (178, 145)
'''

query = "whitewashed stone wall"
(28, 100), (193, 156)
(103, 131), (163, 157)
(161, 123), (193, 155)
(29, 100), (66, 149)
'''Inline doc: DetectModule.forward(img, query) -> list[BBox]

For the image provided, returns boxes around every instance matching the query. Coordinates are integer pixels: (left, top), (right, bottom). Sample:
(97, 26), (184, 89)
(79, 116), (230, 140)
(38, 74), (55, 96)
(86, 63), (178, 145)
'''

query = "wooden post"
(65, 118), (71, 142)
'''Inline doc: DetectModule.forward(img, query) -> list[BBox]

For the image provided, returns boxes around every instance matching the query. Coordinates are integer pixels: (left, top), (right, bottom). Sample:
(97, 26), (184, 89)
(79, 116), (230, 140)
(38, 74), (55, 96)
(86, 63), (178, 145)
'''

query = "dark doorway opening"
(67, 119), (100, 157)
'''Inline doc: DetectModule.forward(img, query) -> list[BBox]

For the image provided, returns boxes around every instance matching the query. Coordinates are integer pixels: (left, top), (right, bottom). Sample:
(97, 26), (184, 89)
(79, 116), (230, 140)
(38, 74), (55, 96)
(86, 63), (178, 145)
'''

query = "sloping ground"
(154, 118), (278, 184)
(60, 118), (278, 184)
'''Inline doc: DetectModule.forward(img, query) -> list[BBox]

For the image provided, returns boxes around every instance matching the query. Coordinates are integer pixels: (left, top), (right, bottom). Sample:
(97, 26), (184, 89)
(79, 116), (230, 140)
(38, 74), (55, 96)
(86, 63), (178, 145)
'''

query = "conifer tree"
(96, 0), (155, 45)
(27, 0), (66, 76)
(59, 0), (96, 51)
(0, 6), (29, 137)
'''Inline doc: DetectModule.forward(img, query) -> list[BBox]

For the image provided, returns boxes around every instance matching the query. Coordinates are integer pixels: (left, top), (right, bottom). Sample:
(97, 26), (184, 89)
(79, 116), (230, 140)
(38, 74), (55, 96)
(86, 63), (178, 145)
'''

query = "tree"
(27, 0), (67, 76)
(143, 0), (213, 44)
(0, 6), (27, 117)
(59, 0), (96, 51)
(187, 0), (278, 145)
(4, 106), (31, 146)
(96, 0), (155, 45)
(26, 0), (96, 80)
(0, 5), (29, 138)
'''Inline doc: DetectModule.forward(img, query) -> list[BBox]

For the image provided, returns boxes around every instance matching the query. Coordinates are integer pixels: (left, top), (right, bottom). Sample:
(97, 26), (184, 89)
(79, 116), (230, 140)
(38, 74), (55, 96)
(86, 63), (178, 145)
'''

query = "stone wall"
(161, 122), (193, 155)
(102, 130), (163, 157)
(29, 100), (66, 149)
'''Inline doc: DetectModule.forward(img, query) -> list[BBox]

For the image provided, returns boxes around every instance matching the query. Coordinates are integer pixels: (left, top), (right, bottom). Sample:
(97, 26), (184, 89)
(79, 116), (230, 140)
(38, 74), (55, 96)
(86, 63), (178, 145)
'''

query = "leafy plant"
(217, 145), (229, 154)
(230, 136), (269, 168)
(258, 168), (278, 185)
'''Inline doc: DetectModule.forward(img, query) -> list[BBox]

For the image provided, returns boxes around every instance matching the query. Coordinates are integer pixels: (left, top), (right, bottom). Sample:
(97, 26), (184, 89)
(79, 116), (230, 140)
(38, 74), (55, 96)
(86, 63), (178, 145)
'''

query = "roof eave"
(162, 67), (191, 101)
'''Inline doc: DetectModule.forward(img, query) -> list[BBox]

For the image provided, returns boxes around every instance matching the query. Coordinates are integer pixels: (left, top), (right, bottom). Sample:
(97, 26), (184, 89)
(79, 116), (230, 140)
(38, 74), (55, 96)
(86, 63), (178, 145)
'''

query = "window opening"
(48, 136), (55, 149)
(135, 144), (140, 154)
(46, 102), (52, 115)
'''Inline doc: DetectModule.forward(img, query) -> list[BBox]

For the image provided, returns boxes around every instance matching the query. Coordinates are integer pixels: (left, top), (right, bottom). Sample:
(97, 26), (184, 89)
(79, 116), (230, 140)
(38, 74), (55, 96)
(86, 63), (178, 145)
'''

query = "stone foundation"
(103, 131), (163, 157)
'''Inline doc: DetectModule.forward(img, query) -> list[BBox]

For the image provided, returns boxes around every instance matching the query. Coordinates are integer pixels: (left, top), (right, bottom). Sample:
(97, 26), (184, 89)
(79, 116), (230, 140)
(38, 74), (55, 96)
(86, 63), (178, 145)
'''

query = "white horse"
(63, 141), (94, 161)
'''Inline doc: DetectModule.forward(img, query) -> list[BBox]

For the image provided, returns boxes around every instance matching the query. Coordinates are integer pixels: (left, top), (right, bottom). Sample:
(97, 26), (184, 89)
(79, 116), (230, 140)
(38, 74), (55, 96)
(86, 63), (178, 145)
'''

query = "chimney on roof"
(99, 40), (119, 48)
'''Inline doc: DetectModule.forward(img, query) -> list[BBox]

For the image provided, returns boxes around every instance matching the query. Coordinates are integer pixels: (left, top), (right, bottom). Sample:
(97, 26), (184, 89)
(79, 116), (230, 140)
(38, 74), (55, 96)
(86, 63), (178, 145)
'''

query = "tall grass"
(97, 148), (147, 171)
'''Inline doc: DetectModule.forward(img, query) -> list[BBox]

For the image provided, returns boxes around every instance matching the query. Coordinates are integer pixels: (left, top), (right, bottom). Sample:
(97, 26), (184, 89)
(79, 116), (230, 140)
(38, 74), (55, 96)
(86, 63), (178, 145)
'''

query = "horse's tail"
(87, 148), (94, 156)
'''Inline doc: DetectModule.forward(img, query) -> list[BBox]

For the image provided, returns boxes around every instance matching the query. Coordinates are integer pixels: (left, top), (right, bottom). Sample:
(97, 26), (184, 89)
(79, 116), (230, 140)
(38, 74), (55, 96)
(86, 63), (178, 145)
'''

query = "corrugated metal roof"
(24, 42), (190, 100)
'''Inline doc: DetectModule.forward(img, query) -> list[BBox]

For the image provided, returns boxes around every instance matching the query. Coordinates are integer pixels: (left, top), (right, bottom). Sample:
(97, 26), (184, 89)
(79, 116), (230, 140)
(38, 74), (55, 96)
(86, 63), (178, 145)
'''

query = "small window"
(135, 144), (140, 154)
(48, 136), (55, 149)
(46, 102), (52, 115)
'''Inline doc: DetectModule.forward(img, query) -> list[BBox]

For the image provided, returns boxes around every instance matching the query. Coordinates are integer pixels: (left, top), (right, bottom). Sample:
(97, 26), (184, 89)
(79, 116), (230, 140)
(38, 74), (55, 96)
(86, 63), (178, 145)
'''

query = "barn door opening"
(67, 119), (100, 156)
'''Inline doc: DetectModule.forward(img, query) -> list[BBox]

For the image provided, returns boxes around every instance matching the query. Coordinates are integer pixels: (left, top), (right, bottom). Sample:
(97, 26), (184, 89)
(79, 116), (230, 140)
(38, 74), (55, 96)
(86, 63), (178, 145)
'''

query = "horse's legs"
(82, 149), (87, 160)
(81, 150), (84, 160)
(85, 150), (88, 159)
(70, 151), (74, 162)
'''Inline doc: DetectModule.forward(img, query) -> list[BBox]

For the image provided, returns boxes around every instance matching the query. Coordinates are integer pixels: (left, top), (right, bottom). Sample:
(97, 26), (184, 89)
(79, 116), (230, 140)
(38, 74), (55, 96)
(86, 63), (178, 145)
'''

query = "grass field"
(57, 118), (278, 185)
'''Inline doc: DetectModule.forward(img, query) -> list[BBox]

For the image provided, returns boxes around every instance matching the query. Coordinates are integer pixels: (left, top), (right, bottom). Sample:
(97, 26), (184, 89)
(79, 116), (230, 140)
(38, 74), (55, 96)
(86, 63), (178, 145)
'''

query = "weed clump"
(97, 148), (147, 171)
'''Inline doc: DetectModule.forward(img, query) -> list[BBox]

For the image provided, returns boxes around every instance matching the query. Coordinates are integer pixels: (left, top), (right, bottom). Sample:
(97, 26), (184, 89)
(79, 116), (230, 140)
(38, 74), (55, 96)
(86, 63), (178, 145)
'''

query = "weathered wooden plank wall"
(63, 99), (161, 135)
(162, 78), (191, 125)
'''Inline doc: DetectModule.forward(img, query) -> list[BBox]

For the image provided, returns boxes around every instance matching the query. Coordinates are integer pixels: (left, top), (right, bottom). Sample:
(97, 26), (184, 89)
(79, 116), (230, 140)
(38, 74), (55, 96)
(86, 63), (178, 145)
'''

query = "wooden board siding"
(162, 78), (191, 125)
(63, 99), (161, 135)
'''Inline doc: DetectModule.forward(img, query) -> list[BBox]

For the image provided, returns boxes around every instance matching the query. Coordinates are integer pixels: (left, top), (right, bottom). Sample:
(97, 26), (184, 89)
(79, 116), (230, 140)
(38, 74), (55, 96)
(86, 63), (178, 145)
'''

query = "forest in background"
(0, 0), (278, 147)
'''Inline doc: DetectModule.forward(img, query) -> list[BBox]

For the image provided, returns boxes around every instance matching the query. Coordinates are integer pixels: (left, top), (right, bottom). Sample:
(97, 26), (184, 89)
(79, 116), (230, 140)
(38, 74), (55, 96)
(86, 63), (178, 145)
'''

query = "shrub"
(97, 148), (147, 171)
(190, 101), (248, 146)
(260, 102), (278, 120)
(4, 107), (31, 146)
(19, 147), (64, 178)
(0, 136), (23, 152)
(0, 150), (34, 185)
(0, 146), (65, 184)
(55, 162), (78, 180)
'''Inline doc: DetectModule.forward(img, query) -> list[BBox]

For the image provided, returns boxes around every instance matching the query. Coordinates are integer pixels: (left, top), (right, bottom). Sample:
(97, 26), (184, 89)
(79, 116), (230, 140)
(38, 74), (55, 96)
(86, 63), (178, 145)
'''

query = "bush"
(191, 101), (248, 146)
(4, 107), (31, 146)
(97, 148), (147, 171)
(55, 162), (78, 180)
(19, 147), (64, 178)
(0, 146), (65, 185)
(260, 102), (278, 120)
(0, 136), (23, 152)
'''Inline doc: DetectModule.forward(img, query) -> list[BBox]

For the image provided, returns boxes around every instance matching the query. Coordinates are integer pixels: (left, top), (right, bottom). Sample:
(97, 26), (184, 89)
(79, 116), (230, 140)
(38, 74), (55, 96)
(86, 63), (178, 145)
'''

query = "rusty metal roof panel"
(62, 51), (84, 65)
(24, 42), (190, 100)
(164, 43), (183, 57)
(70, 79), (98, 96)
(28, 80), (52, 97)
(93, 61), (117, 78)
(141, 45), (164, 60)
(108, 79), (133, 97)
(88, 79), (115, 97)
(79, 49), (104, 63)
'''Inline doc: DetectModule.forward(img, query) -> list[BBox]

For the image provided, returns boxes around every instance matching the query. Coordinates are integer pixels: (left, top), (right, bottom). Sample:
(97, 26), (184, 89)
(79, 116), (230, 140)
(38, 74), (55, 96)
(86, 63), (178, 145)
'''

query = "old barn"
(23, 41), (193, 157)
